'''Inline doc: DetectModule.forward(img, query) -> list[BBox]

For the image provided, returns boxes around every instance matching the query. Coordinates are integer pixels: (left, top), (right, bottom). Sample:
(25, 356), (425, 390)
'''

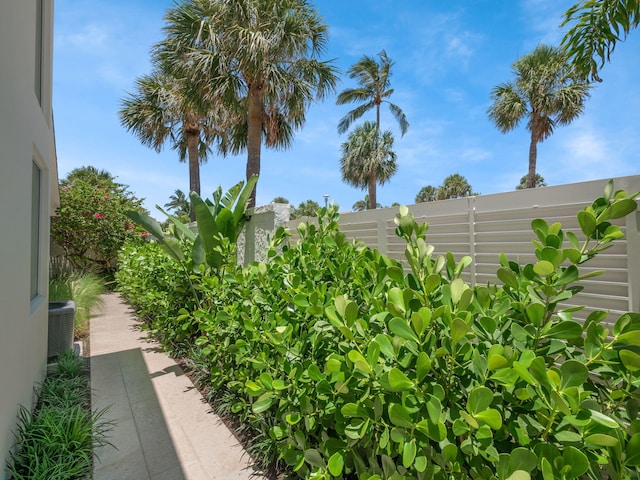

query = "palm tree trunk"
(368, 176), (377, 210)
(246, 84), (263, 208)
(185, 113), (201, 221)
(528, 131), (537, 189)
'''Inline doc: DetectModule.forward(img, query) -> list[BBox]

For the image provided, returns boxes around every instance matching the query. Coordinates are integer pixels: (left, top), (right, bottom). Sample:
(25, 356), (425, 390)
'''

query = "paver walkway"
(91, 292), (262, 480)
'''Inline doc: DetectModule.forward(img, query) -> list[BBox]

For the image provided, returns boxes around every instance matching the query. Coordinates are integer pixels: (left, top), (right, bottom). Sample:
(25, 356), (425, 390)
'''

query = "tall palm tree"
(336, 50), (409, 137)
(157, 0), (338, 208)
(340, 121), (397, 209)
(488, 45), (591, 189)
(119, 69), (227, 220)
(164, 189), (190, 216)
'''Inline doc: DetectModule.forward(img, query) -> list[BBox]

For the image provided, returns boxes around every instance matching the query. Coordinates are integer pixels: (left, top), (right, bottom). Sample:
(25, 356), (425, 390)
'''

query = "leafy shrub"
(117, 181), (640, 479)
(51, 166), (145, 277)
(115, 239), (196, 348)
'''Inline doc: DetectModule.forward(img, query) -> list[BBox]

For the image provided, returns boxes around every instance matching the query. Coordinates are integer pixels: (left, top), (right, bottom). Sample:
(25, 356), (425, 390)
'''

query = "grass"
(6, 351), (113, 480)
(49, 257), (104, 339)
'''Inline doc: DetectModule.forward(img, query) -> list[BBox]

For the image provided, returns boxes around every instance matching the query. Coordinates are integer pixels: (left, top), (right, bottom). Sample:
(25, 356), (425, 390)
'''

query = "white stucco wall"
(0, 1), (57, 476)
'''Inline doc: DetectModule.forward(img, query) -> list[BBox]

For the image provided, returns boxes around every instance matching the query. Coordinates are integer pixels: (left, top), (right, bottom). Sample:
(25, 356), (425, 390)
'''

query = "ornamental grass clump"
(6, 351), (113, 480)
(118, 180), (640, 479)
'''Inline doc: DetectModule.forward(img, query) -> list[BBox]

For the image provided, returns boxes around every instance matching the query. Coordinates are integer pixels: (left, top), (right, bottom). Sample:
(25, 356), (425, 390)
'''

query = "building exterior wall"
(0, 1), (57, 475)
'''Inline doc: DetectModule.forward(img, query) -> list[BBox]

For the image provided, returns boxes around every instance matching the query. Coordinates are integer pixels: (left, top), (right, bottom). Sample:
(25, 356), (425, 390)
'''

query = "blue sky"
(52, 0), (640, 215)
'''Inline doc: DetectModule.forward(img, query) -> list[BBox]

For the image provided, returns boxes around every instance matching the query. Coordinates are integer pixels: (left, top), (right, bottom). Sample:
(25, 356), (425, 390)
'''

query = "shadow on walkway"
(92, 348), (187, 480)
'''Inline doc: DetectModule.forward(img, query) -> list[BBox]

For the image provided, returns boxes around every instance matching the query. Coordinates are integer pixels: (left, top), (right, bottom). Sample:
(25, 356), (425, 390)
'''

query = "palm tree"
(119, 69), (227, 220)
(164, 189), (190, 216)
(340, 121), (397, 209)
(516, 174), (547, 190)
(561, 0), (639, 81)
(157, 0), (338, 208)
(336, 50), (409, 137)
(415, 185), (437, 203)
(352, 195), (381, 212)
(488, 45), (591, 189)
(435, 173), (475, 200)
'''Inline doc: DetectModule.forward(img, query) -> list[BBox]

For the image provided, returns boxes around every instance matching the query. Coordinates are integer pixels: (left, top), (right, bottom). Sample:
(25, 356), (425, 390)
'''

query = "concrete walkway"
(90, 292), (262, 480)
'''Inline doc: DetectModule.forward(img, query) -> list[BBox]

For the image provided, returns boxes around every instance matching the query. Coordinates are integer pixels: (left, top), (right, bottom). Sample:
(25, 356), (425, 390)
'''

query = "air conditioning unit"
(48, 300), (75, 358)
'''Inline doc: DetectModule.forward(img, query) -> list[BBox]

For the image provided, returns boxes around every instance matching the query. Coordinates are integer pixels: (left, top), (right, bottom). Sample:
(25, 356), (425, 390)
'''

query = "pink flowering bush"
(51, 167), (145, 277)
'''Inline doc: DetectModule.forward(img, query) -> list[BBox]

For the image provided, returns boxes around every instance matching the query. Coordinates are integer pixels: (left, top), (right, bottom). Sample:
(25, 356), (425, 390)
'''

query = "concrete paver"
(91, 292), (262, 480)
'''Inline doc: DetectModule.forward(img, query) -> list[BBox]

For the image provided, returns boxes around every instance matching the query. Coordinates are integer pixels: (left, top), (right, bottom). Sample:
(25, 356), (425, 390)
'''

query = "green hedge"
(117, 182), (640, 480)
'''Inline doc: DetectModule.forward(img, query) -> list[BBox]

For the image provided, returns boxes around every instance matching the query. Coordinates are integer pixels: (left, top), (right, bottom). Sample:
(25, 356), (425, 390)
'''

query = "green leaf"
(468, 386), (493, 414)
(426, 395), (442, 425)
(344, 300), (358, 327)
(533, 260), (554, 276)
(488, 354), (508, 370)
(252, 393), (275, 413)
(588, 410), (619, 428)
(617, 330), (640, 346)
(584, 433), (619, 447)
(620, 349), (640, 371)
(348, 349), (372, 374)
(528, 357), (552, 390)
(577, 210), (596, 237)
(560, 360), (589, 390)
(388, 403), (413, 428)
(561, 446), (589, 479)
(126, 210), (164, 240)
(389, 317), (419, 342)
(540, 457), (554, 480)
(328, 452), (344, 476)
(526, 303), (546, 327)
(304, 448), (325, 468)
(497, 267), (519, 289)
(375, 334), (396, 359)
(475, 409), (502, 430)
(387, 367), (414, 392)
(388, 287), (406, 314)
(608, 198), (637, 219)
(451, 317), (468, 344)
(450, 278), (466, 305)
(542, 321), (582, 339)
(232, 175), (258, 224)
(403, 439), (417, 468)
(387, 265), (405, 284)
(341, 403), (367, 418)
(626, 433), (640, 466)
(506, 472), (530, 480)
(416, 352), (431, 382)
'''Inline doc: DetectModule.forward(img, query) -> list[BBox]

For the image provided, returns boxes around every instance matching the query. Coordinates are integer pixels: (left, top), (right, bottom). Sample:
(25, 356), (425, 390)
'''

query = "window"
(31, 162), (41, 300)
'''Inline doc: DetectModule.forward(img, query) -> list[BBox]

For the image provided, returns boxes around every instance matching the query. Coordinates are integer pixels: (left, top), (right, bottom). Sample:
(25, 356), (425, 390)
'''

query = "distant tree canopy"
(291, 200), (320, 220)
(415, 185), (437, 203)
(516, 174), (547, 190)
(416, 174), (477, 203)
(272, 196), (290, 204)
